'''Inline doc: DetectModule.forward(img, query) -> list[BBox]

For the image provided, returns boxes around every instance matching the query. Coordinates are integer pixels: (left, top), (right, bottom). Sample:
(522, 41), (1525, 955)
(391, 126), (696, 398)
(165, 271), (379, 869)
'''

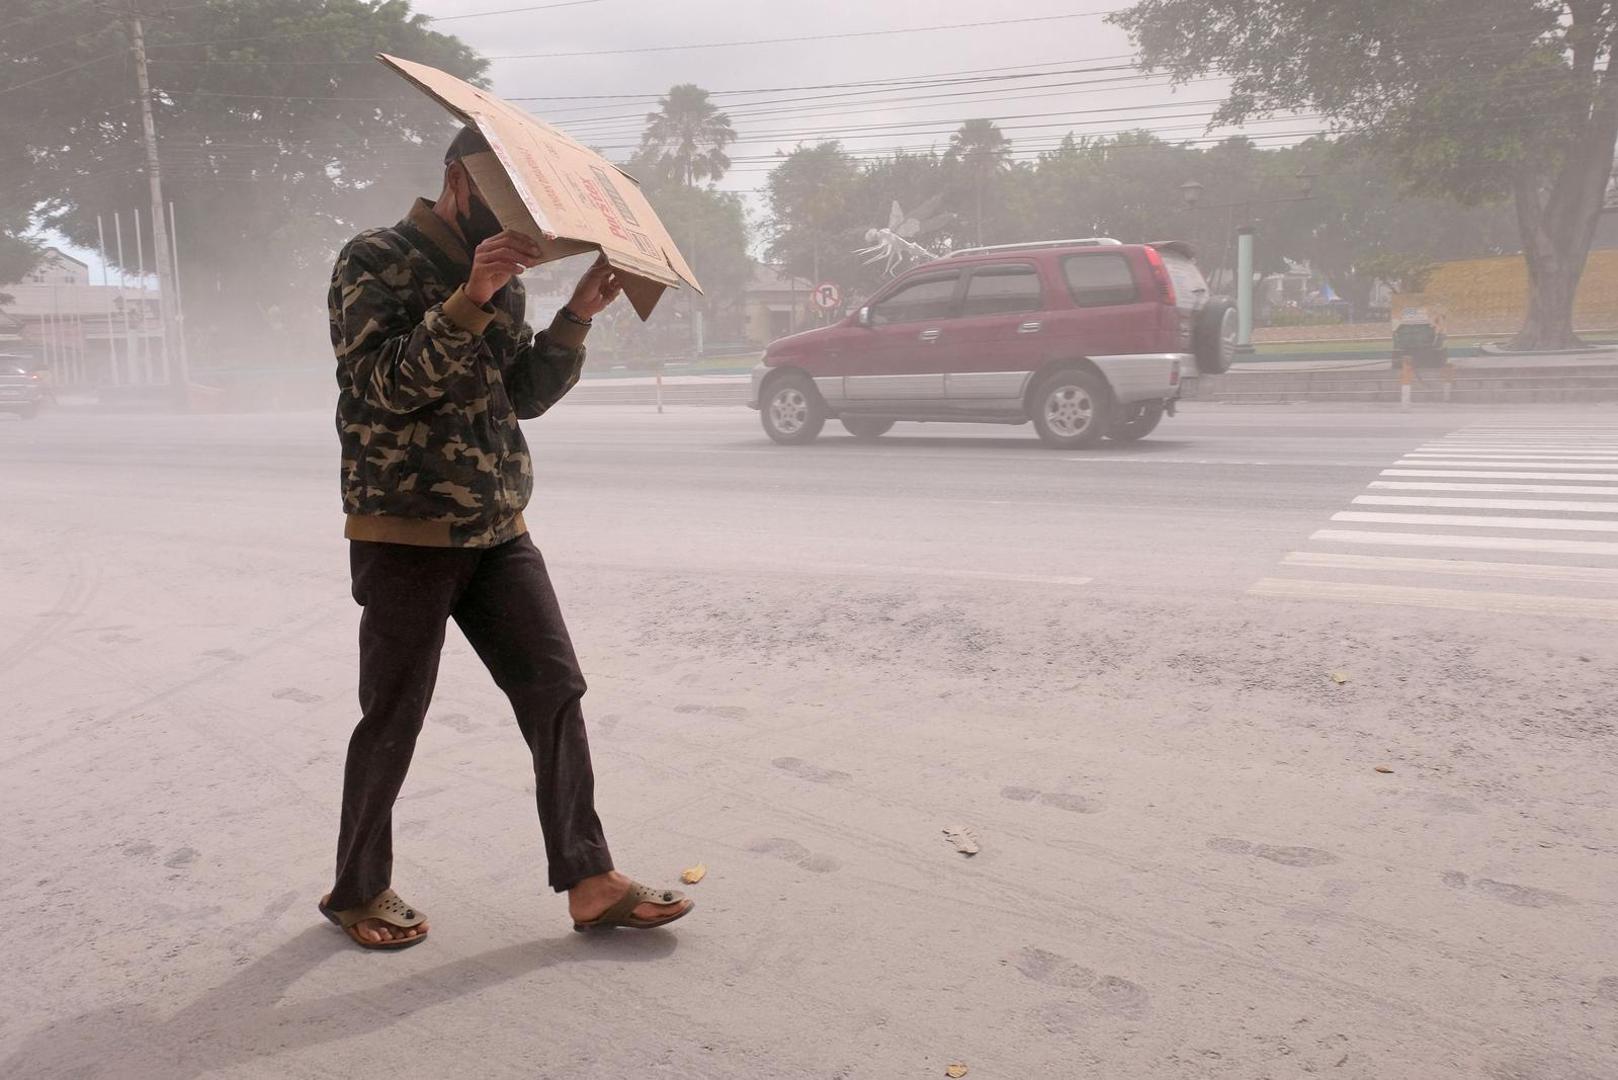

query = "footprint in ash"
(772, 757), (850, 784)
(747, 837), (840, 873)
(1013, 946), (1150, 1028)
(271, 687), (322, 704)
(1208, 836), (1338, 867)
(436, 712), (483, 734)
(164, 847), (199, 869)
(1000, 786), (1102, 814)
(676, 703), (750, 720)
(1441, 871), (1573, 909)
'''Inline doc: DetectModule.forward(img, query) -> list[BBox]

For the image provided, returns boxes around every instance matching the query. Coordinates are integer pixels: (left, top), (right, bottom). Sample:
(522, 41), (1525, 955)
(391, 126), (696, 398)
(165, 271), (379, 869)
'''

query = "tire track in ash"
(0, 554), (99, 677)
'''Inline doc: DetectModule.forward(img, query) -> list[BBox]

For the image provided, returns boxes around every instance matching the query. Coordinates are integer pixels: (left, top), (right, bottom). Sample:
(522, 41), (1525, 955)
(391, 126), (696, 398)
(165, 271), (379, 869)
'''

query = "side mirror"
(856, 306), (873, 328)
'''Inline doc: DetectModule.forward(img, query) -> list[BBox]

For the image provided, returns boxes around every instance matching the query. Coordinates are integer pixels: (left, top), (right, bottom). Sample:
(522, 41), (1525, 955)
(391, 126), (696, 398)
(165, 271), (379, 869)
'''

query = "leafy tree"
(1113, 0), (1618, 349)
(639, 84), (736, 188)
(0, 215), (39, 304)
(1263, 140), (1518, 317)
(763, 142), (864, 286)
(946, 118), (1013, 246)
(1, 0), (484, 368)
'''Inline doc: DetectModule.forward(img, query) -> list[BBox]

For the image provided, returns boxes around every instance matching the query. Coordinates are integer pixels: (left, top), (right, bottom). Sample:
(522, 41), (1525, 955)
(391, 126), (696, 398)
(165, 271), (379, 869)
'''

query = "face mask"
(456, 191), (505, 252)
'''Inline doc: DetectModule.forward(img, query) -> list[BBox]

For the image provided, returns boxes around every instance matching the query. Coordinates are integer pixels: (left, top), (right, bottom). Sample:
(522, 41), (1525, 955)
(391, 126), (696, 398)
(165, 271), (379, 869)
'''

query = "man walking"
(318, 127), (692, 949)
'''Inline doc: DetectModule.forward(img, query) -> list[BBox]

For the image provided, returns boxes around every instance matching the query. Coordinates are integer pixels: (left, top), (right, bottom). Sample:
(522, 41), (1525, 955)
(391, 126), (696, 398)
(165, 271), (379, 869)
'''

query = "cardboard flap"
(378, 53), (702, 319)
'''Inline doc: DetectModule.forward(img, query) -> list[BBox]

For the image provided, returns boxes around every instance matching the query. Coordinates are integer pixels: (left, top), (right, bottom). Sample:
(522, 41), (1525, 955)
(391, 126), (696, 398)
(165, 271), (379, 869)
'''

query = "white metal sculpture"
(857, 196), (950, 276)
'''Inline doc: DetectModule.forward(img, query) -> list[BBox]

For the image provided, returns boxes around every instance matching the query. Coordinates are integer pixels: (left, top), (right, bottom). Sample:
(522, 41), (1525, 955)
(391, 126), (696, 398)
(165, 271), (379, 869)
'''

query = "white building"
(1, 248), (169, 387)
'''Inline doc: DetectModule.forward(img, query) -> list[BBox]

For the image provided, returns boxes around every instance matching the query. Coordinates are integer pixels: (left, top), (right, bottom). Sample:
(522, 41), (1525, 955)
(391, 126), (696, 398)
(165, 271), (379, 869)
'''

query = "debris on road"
(1374, 766), (1394, 774)
(1330, 672), (1350, 685)
(945, 1064), (969, 1078)
(942, 827), (979, 856)
(681, 863), (707, 884)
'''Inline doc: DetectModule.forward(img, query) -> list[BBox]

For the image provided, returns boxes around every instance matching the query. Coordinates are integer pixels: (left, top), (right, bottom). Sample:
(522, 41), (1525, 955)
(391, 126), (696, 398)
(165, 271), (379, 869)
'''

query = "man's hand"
(466, 231), (543, 307)
(565, 255), (625, 321)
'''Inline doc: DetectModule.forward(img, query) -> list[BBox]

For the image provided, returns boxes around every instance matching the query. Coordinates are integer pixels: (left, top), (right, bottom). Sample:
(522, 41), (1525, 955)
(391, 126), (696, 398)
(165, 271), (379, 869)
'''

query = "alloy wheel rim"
(771, 388), (808, 434)
(1045, 386), (1094, 437)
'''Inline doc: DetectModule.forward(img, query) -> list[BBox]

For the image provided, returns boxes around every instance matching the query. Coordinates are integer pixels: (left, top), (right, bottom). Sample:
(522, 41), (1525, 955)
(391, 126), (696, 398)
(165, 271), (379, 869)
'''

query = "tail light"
(1143, 246), (1177, 306)
(1169, 360), (1181, 386)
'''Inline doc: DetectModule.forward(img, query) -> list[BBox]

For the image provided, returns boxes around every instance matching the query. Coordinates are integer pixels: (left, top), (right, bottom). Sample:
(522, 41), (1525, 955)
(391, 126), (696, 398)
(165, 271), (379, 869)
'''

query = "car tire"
(1107, 400), (1164, 442)
(1030, 368), (1110, 448)
(760, 372), (826, 445)
(840, 417), (894, 441)
(1193, 300), (1238, 375)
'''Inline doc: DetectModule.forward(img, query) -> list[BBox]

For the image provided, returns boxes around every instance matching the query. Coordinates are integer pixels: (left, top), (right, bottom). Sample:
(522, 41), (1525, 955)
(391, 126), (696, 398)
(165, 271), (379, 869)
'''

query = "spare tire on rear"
(1193, 299), (1238, 375)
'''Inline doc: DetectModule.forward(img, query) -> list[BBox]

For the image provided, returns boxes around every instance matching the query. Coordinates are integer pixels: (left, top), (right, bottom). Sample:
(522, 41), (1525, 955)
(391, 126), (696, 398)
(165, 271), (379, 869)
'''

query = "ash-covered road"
(2, 402), (1614, 1079)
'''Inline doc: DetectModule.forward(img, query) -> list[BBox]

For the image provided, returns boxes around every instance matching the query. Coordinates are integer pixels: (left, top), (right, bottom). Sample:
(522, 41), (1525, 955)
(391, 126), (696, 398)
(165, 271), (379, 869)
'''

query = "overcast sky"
(55, 0), (1266, 277)
(412, 0), (1249, 198)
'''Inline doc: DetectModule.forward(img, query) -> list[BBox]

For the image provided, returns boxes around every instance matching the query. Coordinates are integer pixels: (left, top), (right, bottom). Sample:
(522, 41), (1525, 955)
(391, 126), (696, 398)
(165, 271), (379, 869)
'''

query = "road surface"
(2, 402), (1615, 1079)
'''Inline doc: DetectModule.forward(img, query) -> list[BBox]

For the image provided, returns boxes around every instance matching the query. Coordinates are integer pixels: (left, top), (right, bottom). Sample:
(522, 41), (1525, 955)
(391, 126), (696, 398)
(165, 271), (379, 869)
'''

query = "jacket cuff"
(442, 286), (496, 335)
(546, 311), (589, 350)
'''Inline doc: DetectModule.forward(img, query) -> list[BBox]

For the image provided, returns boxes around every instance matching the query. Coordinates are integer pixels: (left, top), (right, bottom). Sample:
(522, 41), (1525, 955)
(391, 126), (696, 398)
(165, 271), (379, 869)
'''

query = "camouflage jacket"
(329, 198), (587, 548)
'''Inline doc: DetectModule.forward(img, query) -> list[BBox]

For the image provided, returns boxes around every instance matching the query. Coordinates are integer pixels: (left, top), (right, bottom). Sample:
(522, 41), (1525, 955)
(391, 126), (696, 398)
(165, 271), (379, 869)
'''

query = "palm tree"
(948, 119), (1012, 246)
(641, 85), (737, 188)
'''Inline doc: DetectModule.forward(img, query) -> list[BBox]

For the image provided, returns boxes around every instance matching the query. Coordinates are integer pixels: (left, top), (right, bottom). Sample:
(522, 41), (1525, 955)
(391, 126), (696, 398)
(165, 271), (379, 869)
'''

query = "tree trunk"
(1514, 250), (1583, 351)
(1507, 31), (1618, 352)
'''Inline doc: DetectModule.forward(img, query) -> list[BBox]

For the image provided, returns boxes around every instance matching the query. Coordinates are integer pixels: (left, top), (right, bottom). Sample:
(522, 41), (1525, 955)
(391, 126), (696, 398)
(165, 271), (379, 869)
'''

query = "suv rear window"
(870, 272), (960, 325)
(1063, 254), (1138, 307)
(962, 264), (1043, 316)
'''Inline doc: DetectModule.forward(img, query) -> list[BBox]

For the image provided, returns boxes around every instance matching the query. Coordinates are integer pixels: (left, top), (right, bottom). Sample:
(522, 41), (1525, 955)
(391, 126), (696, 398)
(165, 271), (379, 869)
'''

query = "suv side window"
(869, 272), (960, 325)
(962, 264), (1043, 316)
(1063, 254), (1138, 307)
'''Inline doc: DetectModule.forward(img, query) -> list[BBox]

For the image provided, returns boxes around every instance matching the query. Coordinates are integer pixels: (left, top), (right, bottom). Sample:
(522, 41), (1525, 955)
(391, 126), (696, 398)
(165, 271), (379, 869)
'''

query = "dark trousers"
(329, 534), (613, 909)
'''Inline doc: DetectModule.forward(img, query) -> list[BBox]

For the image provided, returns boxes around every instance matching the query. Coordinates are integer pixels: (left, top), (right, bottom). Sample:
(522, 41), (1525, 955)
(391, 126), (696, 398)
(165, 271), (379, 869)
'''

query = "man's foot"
(568, 870), (692, 927)
(350, 915), (429, 945)
(319, 890), (429, 949)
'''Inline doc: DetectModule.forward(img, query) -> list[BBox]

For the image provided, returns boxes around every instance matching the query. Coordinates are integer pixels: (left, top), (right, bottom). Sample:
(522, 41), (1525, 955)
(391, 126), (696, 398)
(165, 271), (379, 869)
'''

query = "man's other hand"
(467, 231), (543, 306)
(566, 255), (625, 321)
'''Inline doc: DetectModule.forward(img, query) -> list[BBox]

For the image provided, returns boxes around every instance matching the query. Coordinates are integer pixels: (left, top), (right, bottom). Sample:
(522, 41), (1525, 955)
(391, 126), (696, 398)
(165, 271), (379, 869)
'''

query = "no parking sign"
(811, 281), (842, 312)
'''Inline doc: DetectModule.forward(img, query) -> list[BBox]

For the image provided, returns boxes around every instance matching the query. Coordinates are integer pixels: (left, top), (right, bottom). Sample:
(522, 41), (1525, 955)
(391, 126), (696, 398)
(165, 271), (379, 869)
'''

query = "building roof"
(747, 261), (815, 295)
(0, 283), (161, 319)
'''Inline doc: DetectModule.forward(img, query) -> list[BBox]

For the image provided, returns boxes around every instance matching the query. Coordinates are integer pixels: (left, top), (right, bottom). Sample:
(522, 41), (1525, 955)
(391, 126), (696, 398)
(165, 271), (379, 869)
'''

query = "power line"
(427, 0), (604, 21)
(483, 11), (1121, 61)
(143, 10), (1125, 66)
(145, 0), (605, 48)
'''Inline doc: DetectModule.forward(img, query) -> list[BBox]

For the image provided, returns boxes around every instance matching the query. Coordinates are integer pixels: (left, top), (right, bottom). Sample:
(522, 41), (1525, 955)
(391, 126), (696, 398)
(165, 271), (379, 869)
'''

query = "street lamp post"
(1178, 171), (1319, 352)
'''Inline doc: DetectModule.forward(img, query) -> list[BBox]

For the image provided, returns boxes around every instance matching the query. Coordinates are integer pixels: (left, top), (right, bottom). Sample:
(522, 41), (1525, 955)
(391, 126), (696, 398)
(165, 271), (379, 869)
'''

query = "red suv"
(749, 239), (1235, 447)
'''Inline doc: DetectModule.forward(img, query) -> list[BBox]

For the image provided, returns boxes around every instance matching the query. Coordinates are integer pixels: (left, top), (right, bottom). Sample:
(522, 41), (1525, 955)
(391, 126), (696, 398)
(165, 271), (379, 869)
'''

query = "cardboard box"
(378, 53), (701, 320)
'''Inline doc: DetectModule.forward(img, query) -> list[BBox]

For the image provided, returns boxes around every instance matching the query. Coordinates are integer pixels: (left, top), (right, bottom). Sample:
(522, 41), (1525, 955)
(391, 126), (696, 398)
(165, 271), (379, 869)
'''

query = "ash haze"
(3, 1), (1617, 1078)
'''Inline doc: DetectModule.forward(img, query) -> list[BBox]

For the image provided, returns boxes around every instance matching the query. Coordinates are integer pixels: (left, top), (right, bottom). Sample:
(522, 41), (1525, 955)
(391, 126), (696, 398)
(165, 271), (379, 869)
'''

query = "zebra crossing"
(1251, 420), (1618, 621)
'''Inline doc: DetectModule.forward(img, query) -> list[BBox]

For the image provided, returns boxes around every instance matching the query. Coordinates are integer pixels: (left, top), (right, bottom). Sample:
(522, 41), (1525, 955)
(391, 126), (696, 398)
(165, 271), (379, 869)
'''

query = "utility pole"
(126, 8), (186, 395)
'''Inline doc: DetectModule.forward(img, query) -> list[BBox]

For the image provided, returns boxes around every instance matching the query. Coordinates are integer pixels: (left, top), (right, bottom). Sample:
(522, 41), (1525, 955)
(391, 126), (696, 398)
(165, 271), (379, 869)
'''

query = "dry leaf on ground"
(1374, 766), (1394, 774)
(945, 1065), (968, 1078)
(942, 826), (979, 856)
(680, 863), (707, 884)
(1330, 672), (1350, 685)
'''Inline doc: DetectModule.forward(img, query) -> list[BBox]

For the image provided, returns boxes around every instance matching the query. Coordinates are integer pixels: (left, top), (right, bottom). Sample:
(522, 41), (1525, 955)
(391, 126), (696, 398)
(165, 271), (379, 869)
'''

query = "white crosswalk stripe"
(1251, 418), (1618, 621)
(1395, 459), (1618, 471)
(1384, 468), (1618, 481)
(1369, 481), (1618, 495)
(1353, 495), (1618, 513)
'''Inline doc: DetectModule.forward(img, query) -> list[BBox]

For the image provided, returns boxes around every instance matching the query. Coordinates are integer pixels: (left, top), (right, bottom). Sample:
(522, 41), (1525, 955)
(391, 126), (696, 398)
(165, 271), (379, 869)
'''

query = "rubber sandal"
(572, 881), (694, 932)
(318, 888), (428, 950)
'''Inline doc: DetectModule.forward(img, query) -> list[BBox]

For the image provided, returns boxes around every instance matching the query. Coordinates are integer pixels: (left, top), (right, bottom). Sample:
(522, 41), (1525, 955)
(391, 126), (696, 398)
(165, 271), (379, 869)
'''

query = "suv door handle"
(1018, 321), (1043, 334)
(918, 328), (942, 342)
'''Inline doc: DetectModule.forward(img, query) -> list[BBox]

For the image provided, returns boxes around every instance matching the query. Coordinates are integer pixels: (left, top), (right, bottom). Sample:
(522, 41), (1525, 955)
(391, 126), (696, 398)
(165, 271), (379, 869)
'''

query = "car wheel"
(1107, 400), (1164, 442)
(840, 417), (894, 441)
(1193, 300), (1238, 375)
(1030, 369), (1110, 448)
(760, 373), (826, 445)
